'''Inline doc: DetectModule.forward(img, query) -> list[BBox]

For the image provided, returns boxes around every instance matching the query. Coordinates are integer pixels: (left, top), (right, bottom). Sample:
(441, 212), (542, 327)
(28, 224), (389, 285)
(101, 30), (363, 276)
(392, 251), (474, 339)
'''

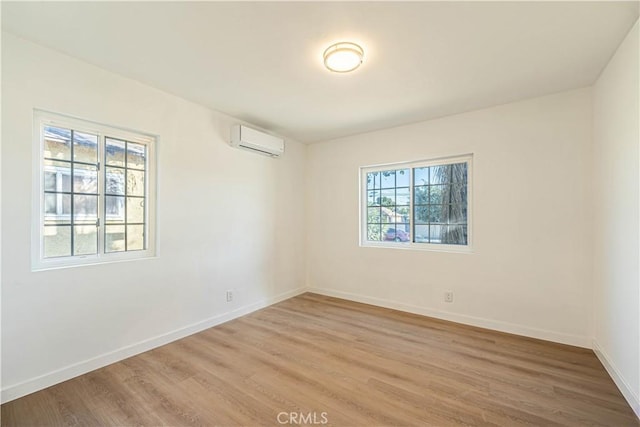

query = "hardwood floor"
(2, 293), (638, 426)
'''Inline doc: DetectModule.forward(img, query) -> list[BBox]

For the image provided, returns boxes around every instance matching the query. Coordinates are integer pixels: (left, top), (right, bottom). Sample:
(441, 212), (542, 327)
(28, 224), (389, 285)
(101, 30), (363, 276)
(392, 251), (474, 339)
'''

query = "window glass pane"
(396, 169), (410, 187)
(443, 225), (467, 245)
(380, 207), (392, 224)
(367, 207), (381, 223)
(44, 160), (71, 192)
(105, 196), (125, 223)
(414, 205), (428, 224)
(73, 131), (98, 164)
(451, 163), (467, 182)
(429, 224), (443, 243)
(429, 205), (444, 223)
(74, 225), (97, 255)
(381, 171), (395, 189)
(44, 126), (71, 160)
(105, 225), (125, 253)
(366, 172), (380, 190)
(414, 186), (428, 205)
(127, 225), (145, 250)
(450, 183), (467, 205)
(449, 204), (467, 223)
(127, 169), (145, 197)
(73, 164), (98, 194)
(367, 224), (382, 241)
(44, 225), (71, 258)
(430, 165), (451, 184)
(63, 174), (71, 192)
(127, 142), (146, 170)
(73, 195), (98, 224)
(105, 138), (126, 167)
(414, 225), (429, 243)
(44, 193), (57, 215)
(367, 190), (380, 206)
(396, 187), (410, 206)
(382, 225), (394, 241)
(62, 195), (72, 216)
(414, 167), (429, 186)
(44, 194), (71, 224)
(399, 225), (411, 242)
(429, 185), (450, 204)
(127, 197), (145, 223)
(380, 189), (395, 206)
(44, 171), (57, 192)
(396, 206), (410, 222)
(106, 167), (125, 195)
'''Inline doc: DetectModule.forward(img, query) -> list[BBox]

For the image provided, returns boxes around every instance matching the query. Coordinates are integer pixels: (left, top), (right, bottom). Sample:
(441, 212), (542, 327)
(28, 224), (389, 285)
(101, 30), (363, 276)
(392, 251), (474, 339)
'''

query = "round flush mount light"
(323, 42), (364, 73)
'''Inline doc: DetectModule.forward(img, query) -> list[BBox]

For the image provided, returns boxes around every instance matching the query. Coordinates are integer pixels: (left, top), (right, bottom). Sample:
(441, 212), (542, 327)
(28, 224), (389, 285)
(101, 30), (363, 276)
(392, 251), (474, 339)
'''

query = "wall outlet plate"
(444, 291), (454, 303)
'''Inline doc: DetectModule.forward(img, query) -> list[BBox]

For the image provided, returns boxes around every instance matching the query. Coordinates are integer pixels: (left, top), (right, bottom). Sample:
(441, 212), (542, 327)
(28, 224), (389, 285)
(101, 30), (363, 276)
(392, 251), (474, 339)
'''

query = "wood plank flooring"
(2, 293), (638, 426)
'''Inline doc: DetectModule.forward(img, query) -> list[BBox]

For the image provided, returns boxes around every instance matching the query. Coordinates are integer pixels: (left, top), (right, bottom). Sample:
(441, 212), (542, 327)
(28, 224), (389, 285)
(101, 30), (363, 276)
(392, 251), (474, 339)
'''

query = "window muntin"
(34, 111), (155, 269)
(361, 155), (471, 251)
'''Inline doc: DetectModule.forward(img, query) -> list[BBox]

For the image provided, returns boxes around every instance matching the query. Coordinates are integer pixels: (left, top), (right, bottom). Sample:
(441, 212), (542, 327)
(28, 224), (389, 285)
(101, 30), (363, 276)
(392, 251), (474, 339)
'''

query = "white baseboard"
(307, 287), (591, 348)
(1, 287), (307, 404)
(592, 339), (640, 419)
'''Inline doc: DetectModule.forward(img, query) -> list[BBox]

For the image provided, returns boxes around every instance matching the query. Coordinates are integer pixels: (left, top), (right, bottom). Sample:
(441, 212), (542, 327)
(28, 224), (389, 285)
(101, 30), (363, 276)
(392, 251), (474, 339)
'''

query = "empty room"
(1, 1), (639, 426)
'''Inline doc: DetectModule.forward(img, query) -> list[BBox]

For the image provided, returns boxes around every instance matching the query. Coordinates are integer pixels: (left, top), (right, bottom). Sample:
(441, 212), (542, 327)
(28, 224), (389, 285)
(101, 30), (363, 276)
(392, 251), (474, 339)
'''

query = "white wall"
(593, 20), (640, 416)
(307, 88), (594, 347)
(1, 33), (307, 402)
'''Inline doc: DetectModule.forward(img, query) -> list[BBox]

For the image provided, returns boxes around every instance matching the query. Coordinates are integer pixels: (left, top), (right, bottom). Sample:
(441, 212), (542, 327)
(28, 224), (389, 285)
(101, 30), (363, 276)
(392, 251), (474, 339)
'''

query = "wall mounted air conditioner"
(230, 125), (285, 158)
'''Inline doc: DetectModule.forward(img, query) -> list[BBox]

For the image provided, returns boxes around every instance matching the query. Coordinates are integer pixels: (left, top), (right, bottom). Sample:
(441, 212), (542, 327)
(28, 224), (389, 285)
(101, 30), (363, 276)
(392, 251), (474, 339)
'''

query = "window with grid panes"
(361, 155), (471, 251)
(34, 111), (156, 269)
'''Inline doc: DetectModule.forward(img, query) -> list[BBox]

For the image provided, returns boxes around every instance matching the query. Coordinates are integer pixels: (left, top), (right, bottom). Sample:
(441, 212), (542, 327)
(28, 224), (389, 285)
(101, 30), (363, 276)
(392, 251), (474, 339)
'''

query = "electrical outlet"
(444, 291), (454, 303)
(226, 290), (233, 302)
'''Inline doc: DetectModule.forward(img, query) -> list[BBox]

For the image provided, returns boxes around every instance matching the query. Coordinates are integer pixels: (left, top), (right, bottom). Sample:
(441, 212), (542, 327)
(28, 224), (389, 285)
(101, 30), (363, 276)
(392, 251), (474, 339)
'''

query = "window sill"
(360, 241), (474, 254)
(32, 251), (157, 272)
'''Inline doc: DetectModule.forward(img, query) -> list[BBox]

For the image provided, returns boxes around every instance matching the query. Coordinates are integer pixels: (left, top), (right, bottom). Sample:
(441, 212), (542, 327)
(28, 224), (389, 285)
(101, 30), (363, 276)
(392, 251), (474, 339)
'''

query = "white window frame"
(32, 110), (157, 270)
(359, 154), (473, 253)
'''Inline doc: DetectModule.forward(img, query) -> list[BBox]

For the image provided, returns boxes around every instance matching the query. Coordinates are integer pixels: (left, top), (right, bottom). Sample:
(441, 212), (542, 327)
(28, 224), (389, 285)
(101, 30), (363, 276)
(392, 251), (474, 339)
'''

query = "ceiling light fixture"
(323, 42), (364, 73)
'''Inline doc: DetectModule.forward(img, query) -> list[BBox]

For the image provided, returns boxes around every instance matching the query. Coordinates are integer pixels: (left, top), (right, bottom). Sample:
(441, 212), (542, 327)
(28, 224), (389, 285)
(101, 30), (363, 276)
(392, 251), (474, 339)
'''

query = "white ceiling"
(2, 2), (638, 143)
